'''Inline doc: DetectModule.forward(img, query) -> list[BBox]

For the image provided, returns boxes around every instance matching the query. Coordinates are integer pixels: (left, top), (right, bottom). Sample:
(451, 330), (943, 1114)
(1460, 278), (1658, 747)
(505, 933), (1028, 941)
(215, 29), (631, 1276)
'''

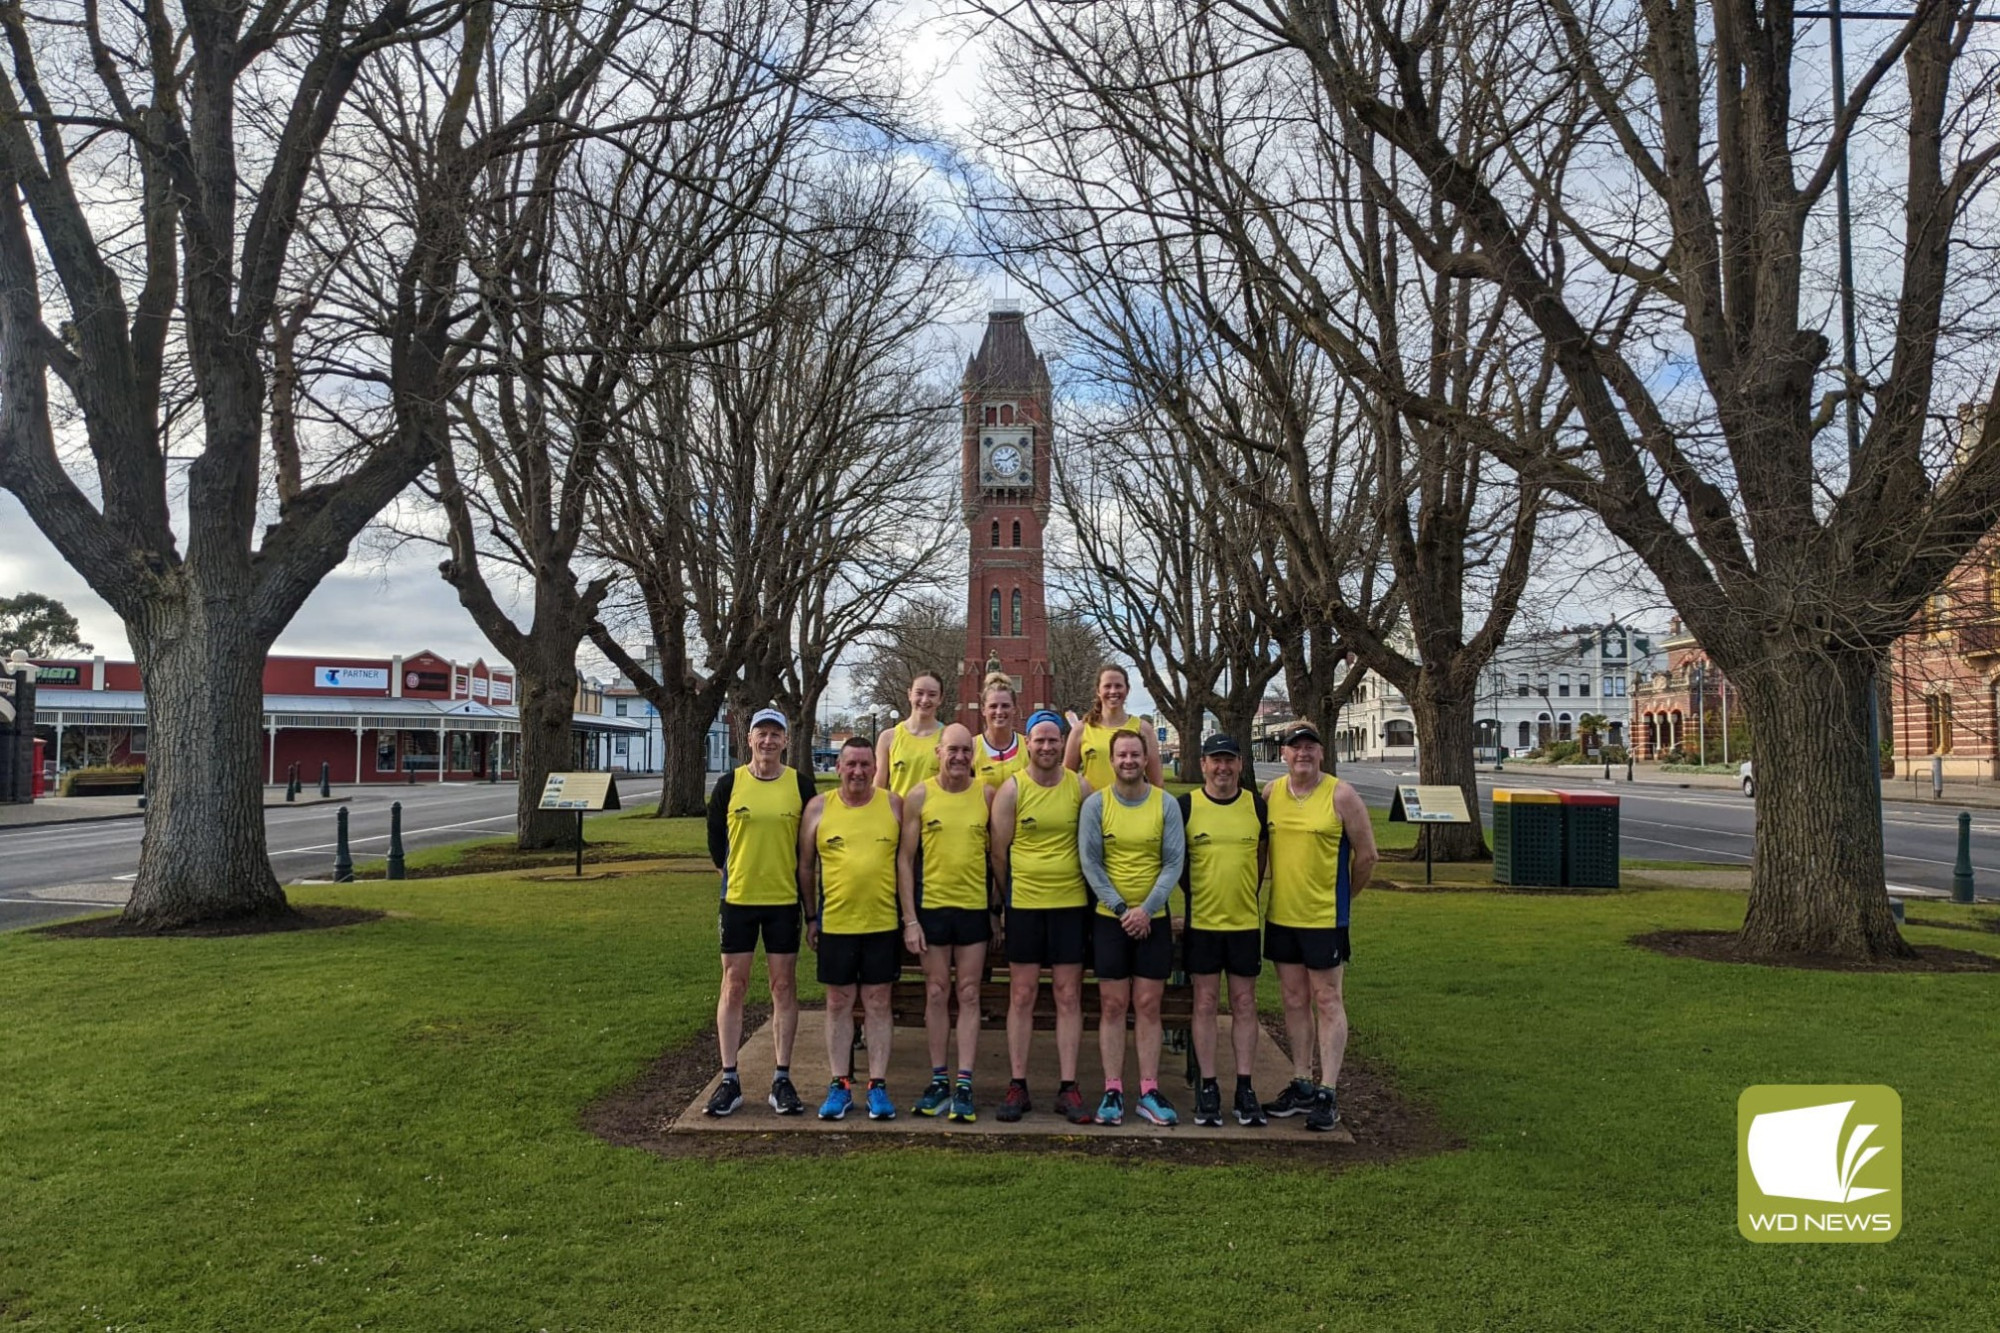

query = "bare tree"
(0, 0), (636, 926)
(856, 592), (967, 717)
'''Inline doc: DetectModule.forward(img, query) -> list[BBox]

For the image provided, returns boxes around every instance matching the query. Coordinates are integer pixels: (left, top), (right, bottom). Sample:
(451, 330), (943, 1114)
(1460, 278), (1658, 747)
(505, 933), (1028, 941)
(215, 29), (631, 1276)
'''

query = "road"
(0, 780), (662, 931)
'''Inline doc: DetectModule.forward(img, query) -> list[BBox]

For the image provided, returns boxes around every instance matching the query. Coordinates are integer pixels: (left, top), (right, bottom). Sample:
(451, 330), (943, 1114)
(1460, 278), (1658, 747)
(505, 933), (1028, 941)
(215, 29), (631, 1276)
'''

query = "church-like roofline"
(965, 306), (1050, 391)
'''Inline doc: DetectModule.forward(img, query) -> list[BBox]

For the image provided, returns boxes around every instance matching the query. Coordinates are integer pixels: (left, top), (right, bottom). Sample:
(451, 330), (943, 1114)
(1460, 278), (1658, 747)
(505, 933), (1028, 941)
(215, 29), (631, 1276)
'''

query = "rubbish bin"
(1492, 788), (1563, 886)
(1556, 789), (1620, 888)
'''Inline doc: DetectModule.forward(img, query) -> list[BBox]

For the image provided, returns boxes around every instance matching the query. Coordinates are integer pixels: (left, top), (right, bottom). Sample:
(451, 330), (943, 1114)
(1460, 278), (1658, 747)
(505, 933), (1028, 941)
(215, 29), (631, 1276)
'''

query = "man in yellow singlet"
(1078, 729), (1185, 1127)
(1179, 733), (1271, 1128)
(704, 707), (820, 1118)
(876, 670), (945, 795)
(989, 709), (1095, 1124)
(1260, 724), (1378, 1133)
(797, 736), (905, 1123)
(898, 722), (994, 1123)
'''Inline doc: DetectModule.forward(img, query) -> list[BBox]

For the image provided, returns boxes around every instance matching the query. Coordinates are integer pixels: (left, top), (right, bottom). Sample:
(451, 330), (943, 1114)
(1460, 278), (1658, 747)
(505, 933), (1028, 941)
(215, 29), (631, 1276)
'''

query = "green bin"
(1556, 789), (1620, 888)
(1492, 788), (1563, 886)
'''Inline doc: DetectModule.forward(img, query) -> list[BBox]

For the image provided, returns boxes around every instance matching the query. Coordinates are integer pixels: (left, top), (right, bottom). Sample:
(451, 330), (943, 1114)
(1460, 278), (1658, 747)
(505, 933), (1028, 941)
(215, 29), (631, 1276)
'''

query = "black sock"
(722, 1066), (739, 1084)
(1059, 1079), (1078, 1092)
(1201, 1077), (1219, 1091)
(773, 1065), (789, 1082)
(1009, 1077), (1028, 1090)
(1236, 1074), (1253, 1091)
(869, 1078), (885, 1089)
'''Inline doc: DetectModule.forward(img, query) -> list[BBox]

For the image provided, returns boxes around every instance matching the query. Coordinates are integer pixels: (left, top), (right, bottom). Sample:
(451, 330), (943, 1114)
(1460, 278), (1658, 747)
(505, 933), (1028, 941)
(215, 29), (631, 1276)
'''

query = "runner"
(899, 723), (995, 1123)
(1178, 733), (1270, 1127)
(704, 707), (820, 1118)
(876, 670), (946, 796)
(989, 710), (1094, 1124)
(972, 672), (1028, 789)
(797, 736), (905, 1122)
(1261, 724), (1378, 1132)
(1078, 729), (1185, 1127)
(1066, 664), (1163, 792)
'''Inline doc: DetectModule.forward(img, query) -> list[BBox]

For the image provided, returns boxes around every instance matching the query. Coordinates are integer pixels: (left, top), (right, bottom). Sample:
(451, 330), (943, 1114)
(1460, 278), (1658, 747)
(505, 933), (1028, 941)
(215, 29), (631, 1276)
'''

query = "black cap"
(1282, 724), (1323, 747)
(1200, 733), (1243, 757)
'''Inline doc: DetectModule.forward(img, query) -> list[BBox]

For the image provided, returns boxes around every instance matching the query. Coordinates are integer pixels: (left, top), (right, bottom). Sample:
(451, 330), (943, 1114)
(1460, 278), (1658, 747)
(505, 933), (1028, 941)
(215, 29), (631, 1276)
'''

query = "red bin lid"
(1552, 789), (1619, 806)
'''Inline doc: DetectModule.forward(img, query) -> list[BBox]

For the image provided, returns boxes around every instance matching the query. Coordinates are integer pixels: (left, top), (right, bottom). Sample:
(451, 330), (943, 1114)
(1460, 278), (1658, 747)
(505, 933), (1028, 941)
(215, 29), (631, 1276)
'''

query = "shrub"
(1542, 740), (1581, 763)
(58, 763), (147, 797)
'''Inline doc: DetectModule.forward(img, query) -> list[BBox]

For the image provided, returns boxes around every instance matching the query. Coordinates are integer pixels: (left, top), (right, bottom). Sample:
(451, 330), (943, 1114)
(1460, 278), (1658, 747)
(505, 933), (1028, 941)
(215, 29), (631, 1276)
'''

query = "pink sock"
(1140, 1078), (1159, 1096)
(1105, 1078), (1123, 1093)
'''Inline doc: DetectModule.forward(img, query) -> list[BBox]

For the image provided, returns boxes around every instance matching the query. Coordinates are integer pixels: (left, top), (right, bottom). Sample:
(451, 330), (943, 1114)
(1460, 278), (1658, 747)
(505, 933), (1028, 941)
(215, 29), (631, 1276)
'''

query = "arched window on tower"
(1011, 520), (1021, 547)
(985, 406), (997, 425)
(990, 520), (1000, 547)
(1000, 404), (1015, 424)
(989, 589), (1002, 637)
(1011, 588), (1022, 637)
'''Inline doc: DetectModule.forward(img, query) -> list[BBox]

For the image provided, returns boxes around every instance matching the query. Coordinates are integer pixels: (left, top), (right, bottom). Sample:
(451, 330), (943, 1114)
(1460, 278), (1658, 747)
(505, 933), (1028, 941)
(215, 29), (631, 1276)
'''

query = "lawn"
(3, 820), (1996, 1331)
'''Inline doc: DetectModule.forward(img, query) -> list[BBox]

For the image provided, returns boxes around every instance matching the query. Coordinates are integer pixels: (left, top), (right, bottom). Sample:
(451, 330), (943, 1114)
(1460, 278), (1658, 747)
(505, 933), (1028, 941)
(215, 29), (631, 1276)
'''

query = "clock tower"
(957, 302), (1054, 718)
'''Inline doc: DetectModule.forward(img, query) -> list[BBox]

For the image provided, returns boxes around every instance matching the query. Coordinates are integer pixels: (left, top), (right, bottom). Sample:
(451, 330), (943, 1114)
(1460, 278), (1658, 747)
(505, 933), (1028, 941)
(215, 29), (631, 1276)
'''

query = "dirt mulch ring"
(37, 903), (384, 939)
(582, 1009), (1458, 1170)
(1632, 929), (2000, 973)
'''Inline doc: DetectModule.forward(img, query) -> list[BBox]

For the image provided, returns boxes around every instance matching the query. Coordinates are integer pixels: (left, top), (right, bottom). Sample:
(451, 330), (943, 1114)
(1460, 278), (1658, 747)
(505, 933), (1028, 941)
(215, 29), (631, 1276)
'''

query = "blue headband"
(1025, 709), (1064, 734)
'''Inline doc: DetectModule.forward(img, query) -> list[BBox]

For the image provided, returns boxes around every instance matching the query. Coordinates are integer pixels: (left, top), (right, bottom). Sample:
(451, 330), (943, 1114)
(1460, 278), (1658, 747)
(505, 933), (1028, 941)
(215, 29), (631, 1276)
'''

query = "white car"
(1739, 760), (1754, 798)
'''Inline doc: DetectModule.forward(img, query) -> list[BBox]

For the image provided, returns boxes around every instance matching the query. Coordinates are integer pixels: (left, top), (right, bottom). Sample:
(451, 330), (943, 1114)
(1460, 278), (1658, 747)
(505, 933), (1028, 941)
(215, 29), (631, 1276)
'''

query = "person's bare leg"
(1007, 963), (1040, 1080)
(1276, 961), (1314, 1084)
(860, 983), (893, 1082)
(824, 983), (857, 1080)
(767, 952), (799, 1069)
(1191, 972), (1221, 1080)
(1051, 964), (1084, 1083)
(1227, 973), (1261, 1077)
(1098, 978), (1131, 1088)
(1132, 977), (1165, 1085)
(923, 945), (953, 1071)
(1311, 966), (1348, 1088)
(953, 942), (987, 1073)
(717, 952), (754, 1069)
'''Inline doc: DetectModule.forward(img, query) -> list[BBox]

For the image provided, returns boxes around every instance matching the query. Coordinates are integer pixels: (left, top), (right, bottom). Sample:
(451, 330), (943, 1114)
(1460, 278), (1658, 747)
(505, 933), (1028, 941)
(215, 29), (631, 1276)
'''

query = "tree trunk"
(1172, 705), (1205, 783)
(515, 661), (579, 850)
(794, 682), (824, 782)
(122, 605), (288, 929)
(1214, 697), (1260, 772)
(1733, 649), (1912, 961)
(1411, 674), (1489, 861)
(658, 691), (715, 817)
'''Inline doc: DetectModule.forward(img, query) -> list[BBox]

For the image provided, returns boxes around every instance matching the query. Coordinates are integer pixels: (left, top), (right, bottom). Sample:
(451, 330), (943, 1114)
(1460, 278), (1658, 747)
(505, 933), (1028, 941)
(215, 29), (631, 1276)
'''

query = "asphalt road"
(0, 779), (663, 931)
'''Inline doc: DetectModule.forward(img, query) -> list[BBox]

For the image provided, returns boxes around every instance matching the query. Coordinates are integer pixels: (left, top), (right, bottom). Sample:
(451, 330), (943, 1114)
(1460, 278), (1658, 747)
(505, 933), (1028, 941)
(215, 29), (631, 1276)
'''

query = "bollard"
(386, 801), (406, 880)
(319, 761), (330, 798)
(1932, 755), (1945, 801)
(1953, 810), (1975, 904)
(1891, 898), (1906, 925)
(1626, 755), (1635, 783)
(286, 763), (299, 802)
(333, 806), (354, 883)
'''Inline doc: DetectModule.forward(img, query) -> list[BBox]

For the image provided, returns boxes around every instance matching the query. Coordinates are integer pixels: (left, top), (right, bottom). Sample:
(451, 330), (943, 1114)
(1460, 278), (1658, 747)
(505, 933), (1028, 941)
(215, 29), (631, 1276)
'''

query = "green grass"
(7, 842), (1997, 1329)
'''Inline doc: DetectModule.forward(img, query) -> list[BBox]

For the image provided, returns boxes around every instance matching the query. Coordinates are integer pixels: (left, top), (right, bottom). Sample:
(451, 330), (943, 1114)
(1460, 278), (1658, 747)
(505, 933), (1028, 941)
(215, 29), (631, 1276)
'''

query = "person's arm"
(1143, 729), (1164, 788)
(1063, 721), (1084, 772)
(874, 729), (893, 790)
(1076, 791), (1122, 914)
(989, 778), (1016, 902)
(706, 770), (734, 871)
(1253, 789), (1270, 888)
(797, 796), (823, 946)
(1175, 792), (1192, 896)
(898, 785), (926, 952)
(1139, 792), (1185, 919)
(1334, 779), (1378, 896)
(982, 784), (1000, 911)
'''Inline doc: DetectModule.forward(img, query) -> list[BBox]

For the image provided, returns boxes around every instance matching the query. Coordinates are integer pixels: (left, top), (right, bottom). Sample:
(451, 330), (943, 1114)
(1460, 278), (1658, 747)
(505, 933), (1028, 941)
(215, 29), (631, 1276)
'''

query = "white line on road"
(270, 813), (522, 856)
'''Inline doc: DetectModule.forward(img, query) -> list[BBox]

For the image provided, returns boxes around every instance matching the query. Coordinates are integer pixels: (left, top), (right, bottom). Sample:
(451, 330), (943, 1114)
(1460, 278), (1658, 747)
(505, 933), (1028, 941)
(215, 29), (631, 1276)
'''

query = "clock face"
(991, 444), (1023, 478)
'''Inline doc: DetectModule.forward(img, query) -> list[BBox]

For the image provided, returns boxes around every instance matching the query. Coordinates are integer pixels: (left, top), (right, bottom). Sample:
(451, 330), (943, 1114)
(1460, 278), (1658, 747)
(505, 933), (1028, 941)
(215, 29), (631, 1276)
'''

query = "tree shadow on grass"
(1632, 929), (2000, 973)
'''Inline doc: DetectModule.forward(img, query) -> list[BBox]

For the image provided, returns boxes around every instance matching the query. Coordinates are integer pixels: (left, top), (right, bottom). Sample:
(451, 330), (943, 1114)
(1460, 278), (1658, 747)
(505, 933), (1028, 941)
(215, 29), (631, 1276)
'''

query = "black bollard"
(386, 801), (406, 880)
(319, 761), (330, 798)
(333, 806), (354, 883)
(286, 763), (299, 801)
(1953, 811), (1975, 904)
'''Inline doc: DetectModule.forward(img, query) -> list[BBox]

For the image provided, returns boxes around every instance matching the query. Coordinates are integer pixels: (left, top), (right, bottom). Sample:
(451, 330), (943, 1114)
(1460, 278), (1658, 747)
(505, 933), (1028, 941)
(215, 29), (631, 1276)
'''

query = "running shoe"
(818, 1081), (852, 1121)
(1233, 1084), (1268, 1127)
(1055, 1085), (1092, 1125)
(1136, 1089), (1179, 1127)
(1305, 1087), (1341, 1133)
(948, 1082), (977, 1123)
(997, 1083), (1032, 1123)
(913, 1076), (952, 1117)
(1264, 1077), (1316, 1118)
(768, 1076), (805, 1116)
(1095, 1088), (1124, 1126)
(703, 1078), (743, 1118)
(1192, 1081), (1223, 1127)
(866, 1084), (896, 1121)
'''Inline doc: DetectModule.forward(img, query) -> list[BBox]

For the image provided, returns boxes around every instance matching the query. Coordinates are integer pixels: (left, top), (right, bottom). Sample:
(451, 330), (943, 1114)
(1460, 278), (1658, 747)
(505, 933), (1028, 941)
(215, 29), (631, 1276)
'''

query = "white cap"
(749, 707), (788, 732)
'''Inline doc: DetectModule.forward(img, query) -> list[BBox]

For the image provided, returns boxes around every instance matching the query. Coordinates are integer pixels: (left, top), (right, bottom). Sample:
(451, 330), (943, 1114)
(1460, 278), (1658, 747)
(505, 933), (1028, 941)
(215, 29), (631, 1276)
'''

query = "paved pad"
(671, 1010), (1353, 1143)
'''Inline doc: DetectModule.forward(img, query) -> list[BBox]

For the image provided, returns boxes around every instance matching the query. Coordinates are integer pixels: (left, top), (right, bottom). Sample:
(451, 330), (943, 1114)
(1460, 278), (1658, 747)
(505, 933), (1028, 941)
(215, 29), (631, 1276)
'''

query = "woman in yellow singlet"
(1064, 663), (1163, 791)
(973, 672), (1028, 789)
(876, 669), (945, 795)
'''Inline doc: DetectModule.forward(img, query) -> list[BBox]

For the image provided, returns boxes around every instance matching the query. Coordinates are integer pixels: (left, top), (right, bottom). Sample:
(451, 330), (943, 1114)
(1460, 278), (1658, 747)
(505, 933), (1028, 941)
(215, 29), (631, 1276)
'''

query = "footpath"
(1496, 762), (2000, 812)
(0, 789), (350, 831)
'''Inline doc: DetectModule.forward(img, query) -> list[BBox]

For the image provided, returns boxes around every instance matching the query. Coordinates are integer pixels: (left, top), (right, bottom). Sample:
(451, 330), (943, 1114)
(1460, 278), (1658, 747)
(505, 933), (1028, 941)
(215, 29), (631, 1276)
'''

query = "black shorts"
(1264, 922), (1351, 971)
(918, 905), (992, 948)
(1004, 905), (1089, 967)
(818, 929), (900, 987)
(1091, 913), (1173, 981)
(1185, 926), (1262, 978)
(719, 901), (801, 955)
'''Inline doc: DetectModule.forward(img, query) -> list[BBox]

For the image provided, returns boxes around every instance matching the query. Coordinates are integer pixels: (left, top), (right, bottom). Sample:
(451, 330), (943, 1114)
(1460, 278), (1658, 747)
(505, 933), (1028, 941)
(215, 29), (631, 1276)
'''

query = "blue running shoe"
(948, 1081), (977, 1123)
(817, 1081), (852, 1121)
(1095, 1088), (1124, 1125)
(866, 1083), (896, 1121)
(1136, 1089), (1179, 1127)
(913, 1076), (951, 1116)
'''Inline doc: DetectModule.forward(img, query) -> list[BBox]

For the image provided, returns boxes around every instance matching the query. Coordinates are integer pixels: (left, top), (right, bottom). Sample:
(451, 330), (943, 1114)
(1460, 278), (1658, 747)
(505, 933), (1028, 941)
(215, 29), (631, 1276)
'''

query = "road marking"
(270, 813), (521, 855)
(0, 896), (123, 907)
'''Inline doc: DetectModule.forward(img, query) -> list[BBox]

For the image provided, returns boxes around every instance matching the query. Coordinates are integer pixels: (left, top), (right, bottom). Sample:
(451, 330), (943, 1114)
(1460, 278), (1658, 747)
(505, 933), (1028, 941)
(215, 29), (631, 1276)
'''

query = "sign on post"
(539, 772), (623, 875)
(1387, 784), (1473, 884)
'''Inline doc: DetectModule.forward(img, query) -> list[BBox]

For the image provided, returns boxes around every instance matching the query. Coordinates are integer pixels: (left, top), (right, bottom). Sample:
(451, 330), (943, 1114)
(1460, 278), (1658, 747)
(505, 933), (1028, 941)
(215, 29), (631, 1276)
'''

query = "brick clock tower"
(957, 302), (1054, 719)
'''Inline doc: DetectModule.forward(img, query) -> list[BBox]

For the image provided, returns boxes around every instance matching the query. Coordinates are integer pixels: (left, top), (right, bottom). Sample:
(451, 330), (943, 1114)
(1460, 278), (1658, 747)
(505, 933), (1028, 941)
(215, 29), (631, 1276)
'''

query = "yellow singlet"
(1075, 718), (1132, 793)
(1096, 786), (1166, 919)
(1008, 770), (1088, 910)
(918, 779), (990, 911)
(886, 721), (942, 796)
(1265, 775), (1353, 929)
(816, 788), (900, 934)
(1184, 789), (1264, 932)
(723, 765), (806, 906)
(974, 731), (1028, 789)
